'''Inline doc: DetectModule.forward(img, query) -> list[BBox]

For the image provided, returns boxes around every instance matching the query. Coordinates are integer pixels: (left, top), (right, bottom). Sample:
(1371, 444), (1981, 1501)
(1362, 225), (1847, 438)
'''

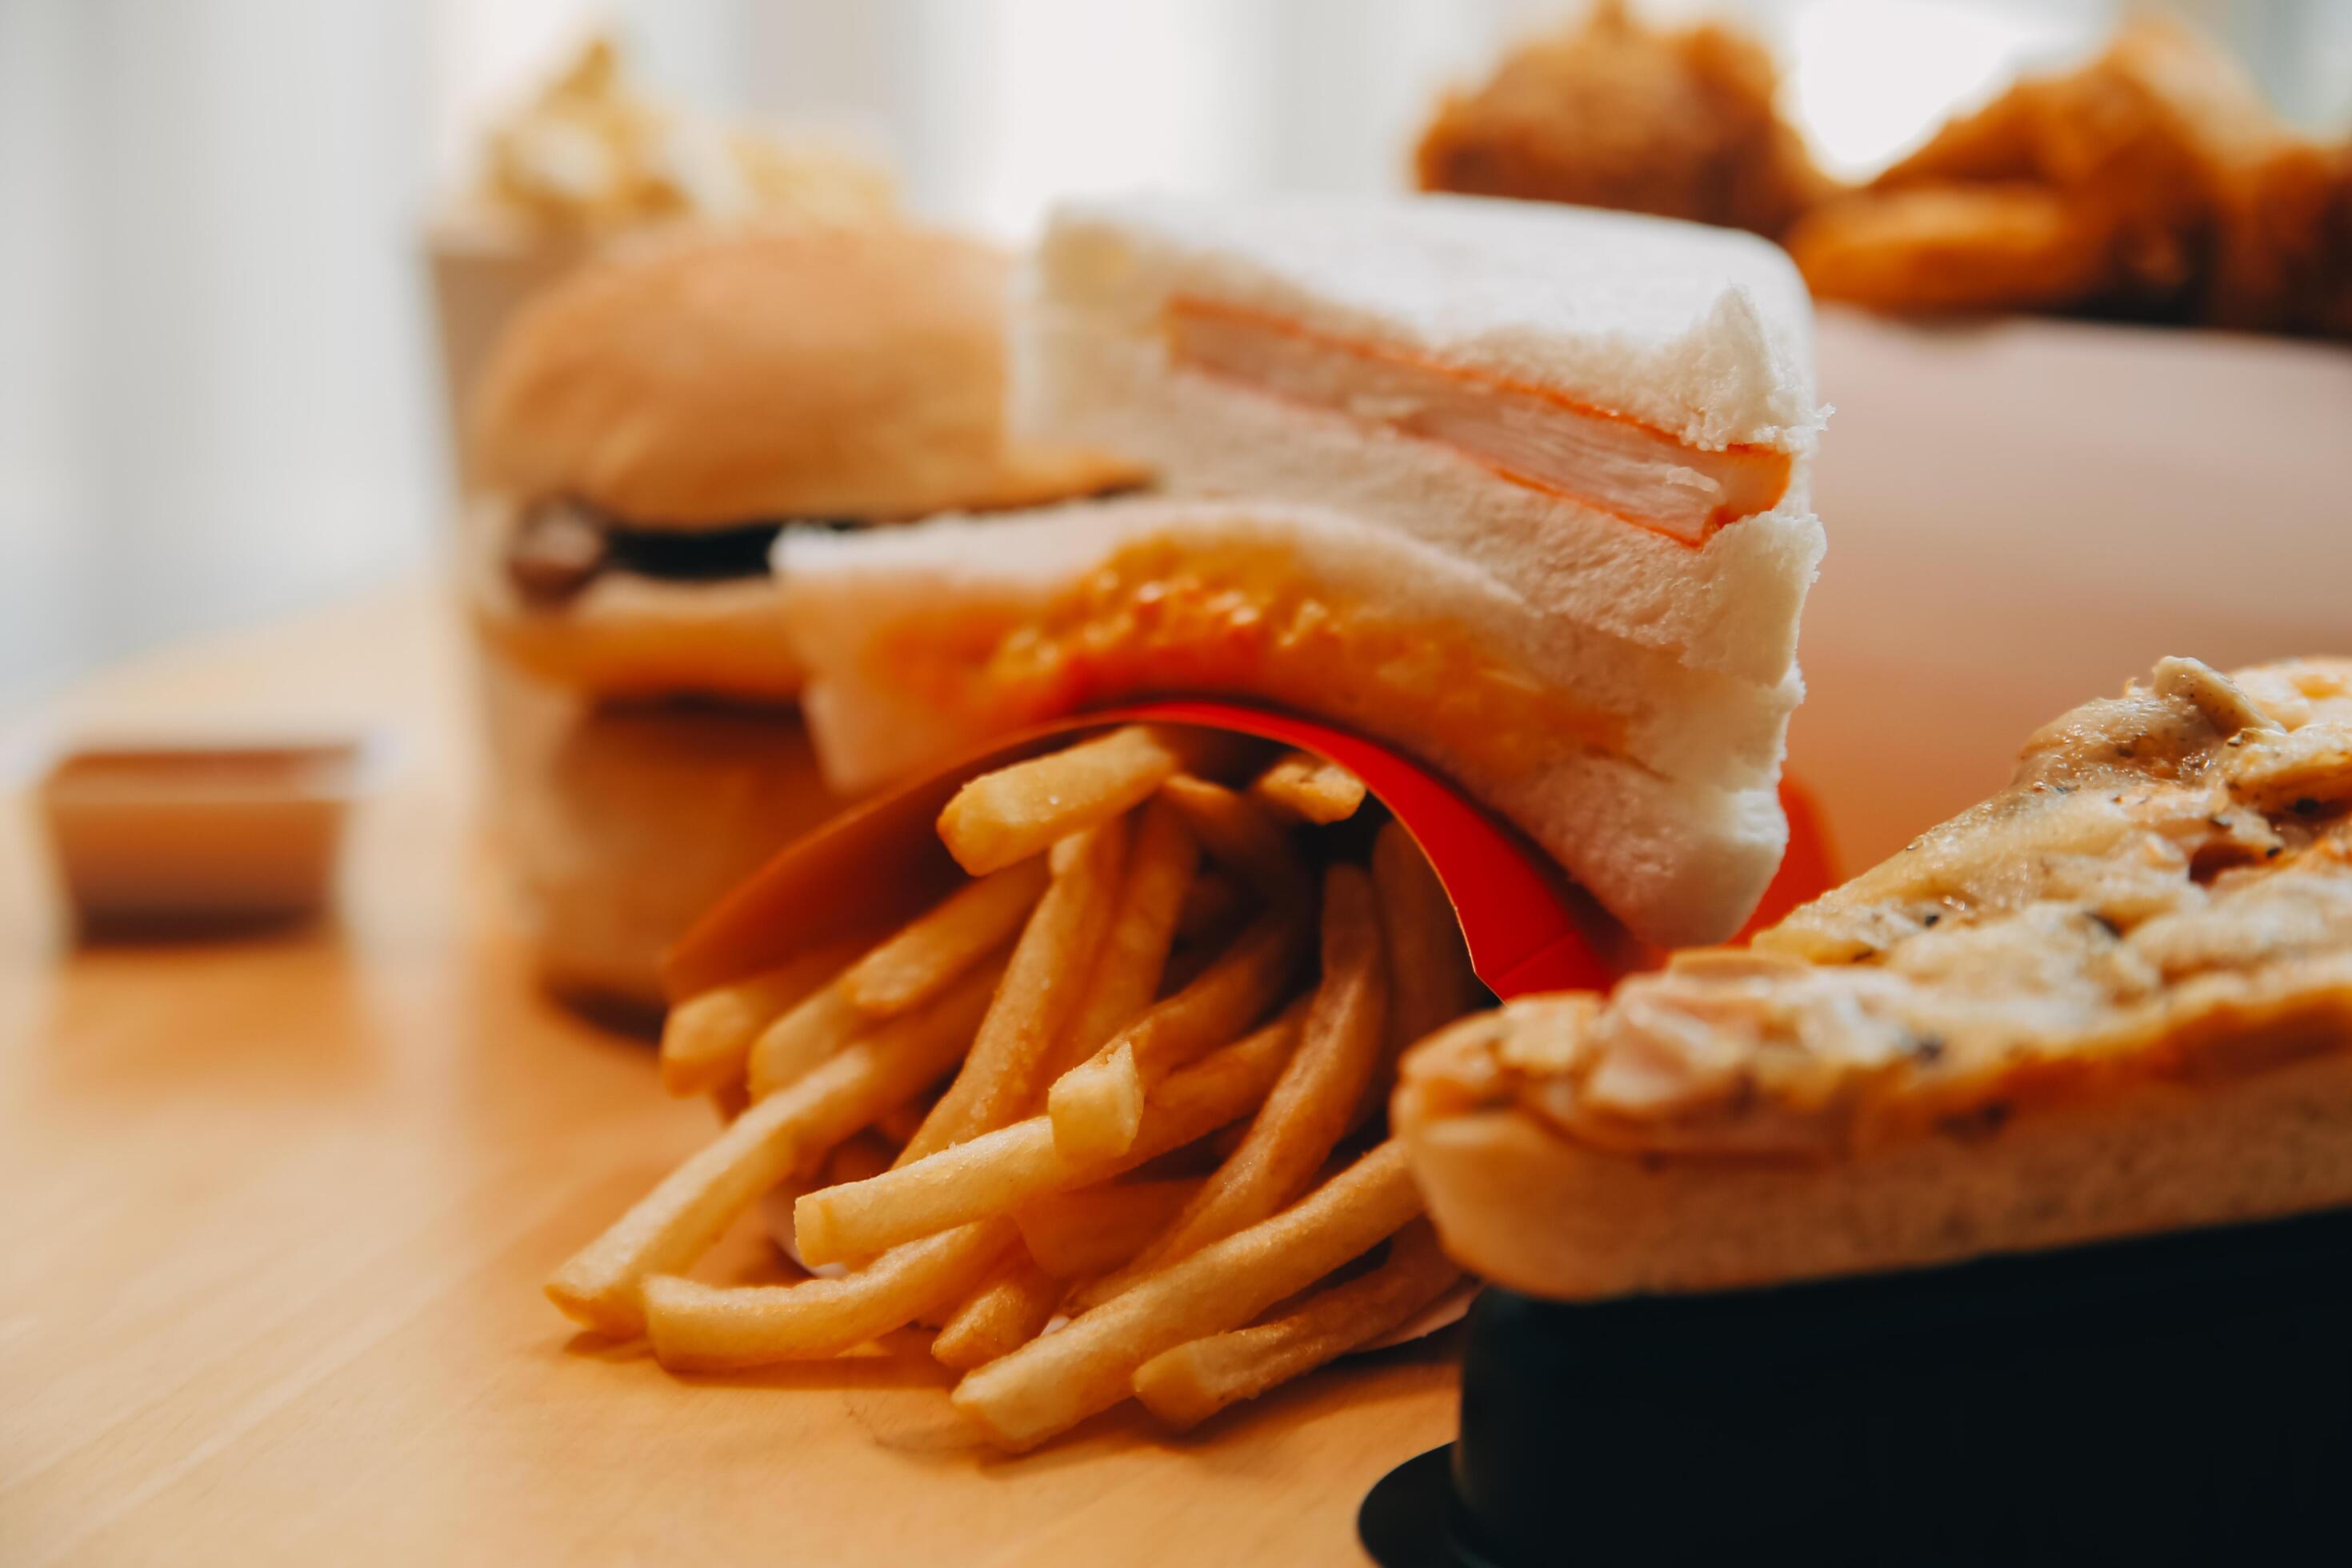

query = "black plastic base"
(1358, 1446), (1473, 1568)
(1362, 1206), (2352, 1566)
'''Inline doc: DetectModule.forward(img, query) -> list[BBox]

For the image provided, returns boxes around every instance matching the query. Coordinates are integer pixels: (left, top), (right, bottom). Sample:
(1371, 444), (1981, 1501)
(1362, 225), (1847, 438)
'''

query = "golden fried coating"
(1786, 184), (2119, 314)
(1792, 16), (2346, 334)
(1878, 15), (2282, 196)
(2205, 139), (2352, 337)
(1414, 1), (1830, 240)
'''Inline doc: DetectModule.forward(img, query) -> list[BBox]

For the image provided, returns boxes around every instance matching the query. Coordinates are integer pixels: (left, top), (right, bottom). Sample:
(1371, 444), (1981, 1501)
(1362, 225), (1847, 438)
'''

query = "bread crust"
(1400, 1007), (2352, 1300)
(463, 498), (807, 702)
(468, 225), (1140, 527)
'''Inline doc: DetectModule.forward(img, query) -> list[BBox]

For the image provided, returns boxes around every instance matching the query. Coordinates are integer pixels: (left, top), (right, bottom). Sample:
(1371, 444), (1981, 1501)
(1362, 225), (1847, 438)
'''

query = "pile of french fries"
(546, 725), (1483, 1448)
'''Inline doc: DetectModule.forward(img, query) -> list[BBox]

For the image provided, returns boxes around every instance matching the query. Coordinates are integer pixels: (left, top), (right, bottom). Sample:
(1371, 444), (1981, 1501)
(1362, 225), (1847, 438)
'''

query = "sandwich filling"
(1165, 297), (1792, 545)
(504, 498), (854, 606)
(1403, 657), (2352, 1159)
(868, 535), (1630, 786)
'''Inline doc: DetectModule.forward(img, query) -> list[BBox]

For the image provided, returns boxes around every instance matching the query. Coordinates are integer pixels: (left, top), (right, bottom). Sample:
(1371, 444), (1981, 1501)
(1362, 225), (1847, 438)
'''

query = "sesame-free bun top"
(468, 224), (1142, 526)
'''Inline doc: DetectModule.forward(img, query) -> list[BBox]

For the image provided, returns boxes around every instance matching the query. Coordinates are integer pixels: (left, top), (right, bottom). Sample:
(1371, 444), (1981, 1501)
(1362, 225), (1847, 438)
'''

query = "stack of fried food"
(1414, 0), (1830, 240)
(1418, 9), (2350, 338)
(1786, 18), (2352, 334)
(547, 726), (1482, 1448)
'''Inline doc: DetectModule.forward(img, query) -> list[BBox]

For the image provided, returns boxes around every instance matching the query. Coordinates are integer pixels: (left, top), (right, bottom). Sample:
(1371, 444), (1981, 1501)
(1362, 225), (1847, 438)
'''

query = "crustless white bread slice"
(778, 498), (1796, 948)
(1016, 194), (1826, 687)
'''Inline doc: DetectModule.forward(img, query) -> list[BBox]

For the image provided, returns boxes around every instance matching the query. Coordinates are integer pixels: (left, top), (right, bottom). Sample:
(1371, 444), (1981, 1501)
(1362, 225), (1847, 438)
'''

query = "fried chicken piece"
(1787, 184), (2120, 314)
(1794, 16), (2346, 334)
(1414, 0), (1831, 240)
(1877, 14), (2283, 197)
(2206, 139), (2352, 338)
(1894, 17), (2284, 314)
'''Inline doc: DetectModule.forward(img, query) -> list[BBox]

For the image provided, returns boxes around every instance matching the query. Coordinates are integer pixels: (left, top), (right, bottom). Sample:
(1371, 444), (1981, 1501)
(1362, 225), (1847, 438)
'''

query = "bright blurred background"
(2, 0), (2347, 705)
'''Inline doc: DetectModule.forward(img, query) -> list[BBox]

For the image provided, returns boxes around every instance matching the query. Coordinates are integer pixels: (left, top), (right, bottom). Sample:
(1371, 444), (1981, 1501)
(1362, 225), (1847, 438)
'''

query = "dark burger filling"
(506, 498), (862, 606)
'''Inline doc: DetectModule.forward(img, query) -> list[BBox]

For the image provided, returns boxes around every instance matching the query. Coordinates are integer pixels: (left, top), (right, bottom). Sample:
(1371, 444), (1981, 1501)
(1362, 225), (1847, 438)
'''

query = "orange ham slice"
(1166, 297), (1791, 546)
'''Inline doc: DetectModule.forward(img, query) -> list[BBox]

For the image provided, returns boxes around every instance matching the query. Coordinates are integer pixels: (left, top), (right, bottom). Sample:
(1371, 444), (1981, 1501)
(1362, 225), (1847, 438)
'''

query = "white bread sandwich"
(775, 194), (1826, 948)
(1017, 194), (1823, 687)
(462, 226), (1138, 1010)
(1396, 655), (2352, 1300)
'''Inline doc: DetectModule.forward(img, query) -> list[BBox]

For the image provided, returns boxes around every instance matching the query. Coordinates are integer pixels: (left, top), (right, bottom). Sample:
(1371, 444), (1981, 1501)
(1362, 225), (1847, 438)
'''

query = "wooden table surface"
(0, 586), (1458, 1566)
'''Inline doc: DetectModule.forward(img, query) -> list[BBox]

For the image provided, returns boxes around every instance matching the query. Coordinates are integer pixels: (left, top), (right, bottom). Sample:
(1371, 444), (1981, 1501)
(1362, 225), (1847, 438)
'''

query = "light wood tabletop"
(0, 585), (1458, 1566)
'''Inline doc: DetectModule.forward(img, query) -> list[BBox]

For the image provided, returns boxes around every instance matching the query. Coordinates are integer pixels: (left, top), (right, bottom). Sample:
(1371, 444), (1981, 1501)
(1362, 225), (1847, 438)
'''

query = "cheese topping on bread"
(1404, 657), (2352, 1159)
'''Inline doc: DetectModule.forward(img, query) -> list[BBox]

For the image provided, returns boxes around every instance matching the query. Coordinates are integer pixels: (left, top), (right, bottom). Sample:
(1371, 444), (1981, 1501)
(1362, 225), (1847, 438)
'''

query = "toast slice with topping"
(1398, 656), (2352, 1298)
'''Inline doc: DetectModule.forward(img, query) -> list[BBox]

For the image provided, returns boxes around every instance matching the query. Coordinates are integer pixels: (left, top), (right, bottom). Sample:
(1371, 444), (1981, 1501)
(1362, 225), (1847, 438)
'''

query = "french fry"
(1078, 866), (1388, 1306)
(545, 957), (1005, 1337)
(1054, 798), (1200, 1070)
(643, 1218), (1018, 1370)
(554, 715), (1488, 1445)
(872, 899), (1295, 1179)
(930, 1252), (1065, 1371)
(1249, 750), (1369, 825)
(756, 950), (1002, 1114)
(841, 860), (1050, 1018)
(746, 982), (862, 1102)
(795, 1007), (1305, 1266)
(1046, 1042), (1145, 1161)
(938, 726), (1191, 875)
(659, 938), (866, 1098)
(1130, 1221), (1461, 1430)
(1159, 775), (1311, 904)
(898, 818), (1130, 1162)
(1175, 870), (1252, 946)
(1012, 1178), (1204, 1280)
(1101, 905), (1310, 1084)
(950, 1140), (1424, 1450)
(1047, 831), (1090, 876)
(1371, 819), (1482, 1060)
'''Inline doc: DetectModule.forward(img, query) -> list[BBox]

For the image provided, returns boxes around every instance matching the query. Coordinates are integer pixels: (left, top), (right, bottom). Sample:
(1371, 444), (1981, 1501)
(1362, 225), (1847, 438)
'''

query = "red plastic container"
(664, 699), (1834, 1003)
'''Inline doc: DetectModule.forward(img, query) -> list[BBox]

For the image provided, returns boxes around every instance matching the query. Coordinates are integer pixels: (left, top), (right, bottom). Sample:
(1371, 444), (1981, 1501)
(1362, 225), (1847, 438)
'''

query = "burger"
(463, 224), (1141, 1014)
